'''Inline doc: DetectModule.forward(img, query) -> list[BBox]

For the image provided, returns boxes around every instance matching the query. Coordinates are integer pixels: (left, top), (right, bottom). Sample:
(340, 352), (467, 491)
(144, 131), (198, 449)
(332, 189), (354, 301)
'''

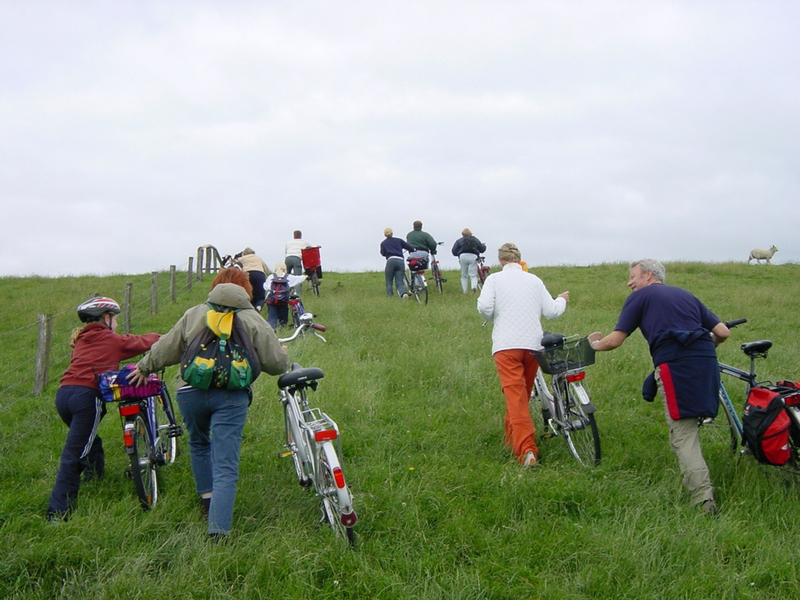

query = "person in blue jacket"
(588, 259), (730, 516)
(379, 228), (415, 297)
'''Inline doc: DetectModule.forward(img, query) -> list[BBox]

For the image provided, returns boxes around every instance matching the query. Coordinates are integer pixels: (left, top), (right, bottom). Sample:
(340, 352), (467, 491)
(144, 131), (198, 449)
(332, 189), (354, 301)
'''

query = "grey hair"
(631, 258), (666, 282)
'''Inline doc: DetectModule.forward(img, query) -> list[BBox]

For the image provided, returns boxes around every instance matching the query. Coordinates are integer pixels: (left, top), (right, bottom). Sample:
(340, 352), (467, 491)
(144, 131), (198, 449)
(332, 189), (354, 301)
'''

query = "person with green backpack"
(129, 268), (288, 537)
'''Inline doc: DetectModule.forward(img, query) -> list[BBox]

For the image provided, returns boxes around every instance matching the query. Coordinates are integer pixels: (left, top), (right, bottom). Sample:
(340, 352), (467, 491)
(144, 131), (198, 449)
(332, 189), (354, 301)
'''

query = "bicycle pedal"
(441, 278), (447, 282)
(542, 432), (556, 440)
(278, 451), (293, 459)
(124, 467), (133, 480)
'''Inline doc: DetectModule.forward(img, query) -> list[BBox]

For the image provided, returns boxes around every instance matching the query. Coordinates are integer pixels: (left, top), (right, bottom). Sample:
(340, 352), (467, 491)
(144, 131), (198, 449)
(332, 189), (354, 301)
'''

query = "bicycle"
(429, 242), (446, 293)
(288, 292), (307, 330)
(276, 314), (358, 545)
(301, 246), (322, 297)
(704, 318), (800, 472)
(97, 366), (183, 509)
(530, 333), (601, 466)
(476, 255), (491, 290)
(404, 255), (429, 304)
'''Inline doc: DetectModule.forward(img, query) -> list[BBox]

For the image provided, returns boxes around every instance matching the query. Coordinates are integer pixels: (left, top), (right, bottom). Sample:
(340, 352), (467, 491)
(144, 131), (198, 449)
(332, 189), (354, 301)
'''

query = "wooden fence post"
(33, 314), (53, 396)
(196, 247), (204, 281)
(150, 272), (158, 315)
(169, 265), (176, 303)
(124, 283), (133, 334)
(187, 257), (194, 292)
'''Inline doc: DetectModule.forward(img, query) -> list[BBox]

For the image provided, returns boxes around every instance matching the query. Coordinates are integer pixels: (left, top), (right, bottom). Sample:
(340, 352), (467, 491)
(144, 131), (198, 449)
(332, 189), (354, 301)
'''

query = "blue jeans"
(177, 387), (250, 534)
(385, 257), (407, 296)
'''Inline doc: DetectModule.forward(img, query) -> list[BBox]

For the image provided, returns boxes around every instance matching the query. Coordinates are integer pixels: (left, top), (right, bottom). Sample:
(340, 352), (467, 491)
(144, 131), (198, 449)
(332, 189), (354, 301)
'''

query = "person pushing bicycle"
(588, 259), (730, 516)
(406, 220), (438, 266)
(47, 297), (160, 521)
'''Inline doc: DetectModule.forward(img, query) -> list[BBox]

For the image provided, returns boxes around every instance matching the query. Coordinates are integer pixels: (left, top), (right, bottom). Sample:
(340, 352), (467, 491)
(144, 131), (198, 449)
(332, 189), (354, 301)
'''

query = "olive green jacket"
(137, 283), (289, 385)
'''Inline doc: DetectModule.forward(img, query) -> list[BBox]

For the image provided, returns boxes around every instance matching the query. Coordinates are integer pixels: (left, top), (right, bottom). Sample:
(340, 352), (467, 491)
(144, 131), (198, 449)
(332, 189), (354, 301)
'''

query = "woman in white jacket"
(477, 243), (569, 467)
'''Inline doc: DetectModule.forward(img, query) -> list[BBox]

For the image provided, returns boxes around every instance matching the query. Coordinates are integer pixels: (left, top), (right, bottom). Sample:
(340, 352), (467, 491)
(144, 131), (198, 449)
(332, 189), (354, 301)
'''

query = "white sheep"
(748, 245), (778, 264)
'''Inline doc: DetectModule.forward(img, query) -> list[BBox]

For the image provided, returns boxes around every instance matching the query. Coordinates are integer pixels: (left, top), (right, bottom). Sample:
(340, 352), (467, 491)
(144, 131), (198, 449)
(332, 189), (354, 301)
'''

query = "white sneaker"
(522, 451), (538, 467)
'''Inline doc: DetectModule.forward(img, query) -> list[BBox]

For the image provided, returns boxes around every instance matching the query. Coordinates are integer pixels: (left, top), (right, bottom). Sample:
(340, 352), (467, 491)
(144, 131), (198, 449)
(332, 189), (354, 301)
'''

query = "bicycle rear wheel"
(318, 441), (357, 546)
(127, 414), (158, 509)
(309, 271), (320, 296)
(558, 379), (600, 466)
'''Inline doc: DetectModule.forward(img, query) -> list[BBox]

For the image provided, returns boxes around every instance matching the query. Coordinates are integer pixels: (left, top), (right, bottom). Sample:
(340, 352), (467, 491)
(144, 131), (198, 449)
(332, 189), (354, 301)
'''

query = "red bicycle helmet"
(77, 297), (121, 323)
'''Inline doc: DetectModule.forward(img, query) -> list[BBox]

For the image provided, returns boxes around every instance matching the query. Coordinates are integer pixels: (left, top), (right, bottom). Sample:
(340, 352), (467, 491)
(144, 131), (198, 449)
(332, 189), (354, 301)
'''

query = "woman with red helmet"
(46, 297), (160, 520)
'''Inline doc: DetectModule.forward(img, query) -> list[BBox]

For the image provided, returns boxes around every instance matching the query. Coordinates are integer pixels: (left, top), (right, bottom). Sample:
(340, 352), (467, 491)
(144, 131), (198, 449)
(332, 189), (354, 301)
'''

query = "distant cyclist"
(47, 297), (160, 520)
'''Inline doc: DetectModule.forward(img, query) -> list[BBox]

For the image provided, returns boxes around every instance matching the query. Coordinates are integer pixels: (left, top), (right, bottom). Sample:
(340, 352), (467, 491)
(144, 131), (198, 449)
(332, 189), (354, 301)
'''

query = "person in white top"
(284, 230), (312, 296)
(477, 243), (569, 467)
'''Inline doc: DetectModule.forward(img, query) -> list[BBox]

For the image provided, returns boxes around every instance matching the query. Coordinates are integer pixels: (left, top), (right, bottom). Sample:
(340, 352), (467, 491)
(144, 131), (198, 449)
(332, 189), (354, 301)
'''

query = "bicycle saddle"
(541, 332), (566, 350)
(278, 363), (325, 388)
(741, 340), (773, 357)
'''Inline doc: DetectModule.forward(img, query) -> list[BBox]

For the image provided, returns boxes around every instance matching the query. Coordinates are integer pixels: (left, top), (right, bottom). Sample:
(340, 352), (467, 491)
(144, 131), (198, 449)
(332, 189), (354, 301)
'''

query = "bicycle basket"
(98, 365), (162, 402)
(301, 246), (321, 269)
(533, 336), (596, 375)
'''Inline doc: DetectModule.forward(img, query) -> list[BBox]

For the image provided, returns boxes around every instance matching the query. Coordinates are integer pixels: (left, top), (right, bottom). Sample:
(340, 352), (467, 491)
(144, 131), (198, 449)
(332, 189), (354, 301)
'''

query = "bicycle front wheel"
(318, 441), (357, 546)
(414, 273), (428, 304)
(558, 379), (601, 466)
(283, 398), (312, 486)
(155, 391), (178, 465)
(433, 263), (444, 294)
(127, 414), (158, 509)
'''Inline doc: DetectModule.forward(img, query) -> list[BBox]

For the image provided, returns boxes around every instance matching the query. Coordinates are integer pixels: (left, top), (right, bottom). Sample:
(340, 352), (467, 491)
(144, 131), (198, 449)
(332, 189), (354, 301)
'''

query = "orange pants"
(493, 349), (539, 461)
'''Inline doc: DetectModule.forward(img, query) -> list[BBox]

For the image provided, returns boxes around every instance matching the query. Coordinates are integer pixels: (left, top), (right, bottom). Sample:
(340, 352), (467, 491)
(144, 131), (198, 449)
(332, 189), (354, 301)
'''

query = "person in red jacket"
(46, 297), (160, 520)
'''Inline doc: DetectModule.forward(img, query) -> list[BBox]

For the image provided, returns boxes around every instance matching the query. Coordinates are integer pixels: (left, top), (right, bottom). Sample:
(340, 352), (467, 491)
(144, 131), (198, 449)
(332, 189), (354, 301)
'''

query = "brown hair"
(211, 268), (253, 300)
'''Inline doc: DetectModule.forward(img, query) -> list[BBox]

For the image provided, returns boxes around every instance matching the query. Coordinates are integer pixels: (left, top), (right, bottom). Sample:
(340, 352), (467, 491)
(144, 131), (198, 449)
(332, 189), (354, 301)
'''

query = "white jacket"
(477, 263), (567, 354)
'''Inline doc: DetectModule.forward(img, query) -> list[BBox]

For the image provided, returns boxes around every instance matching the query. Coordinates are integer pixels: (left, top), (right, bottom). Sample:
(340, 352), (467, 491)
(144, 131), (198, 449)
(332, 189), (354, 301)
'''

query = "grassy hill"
(1, 262), (799, 599)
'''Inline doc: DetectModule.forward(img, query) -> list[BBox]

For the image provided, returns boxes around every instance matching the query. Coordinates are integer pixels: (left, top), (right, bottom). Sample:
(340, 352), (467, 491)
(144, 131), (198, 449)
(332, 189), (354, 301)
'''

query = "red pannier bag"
(742, 387), (792, 466)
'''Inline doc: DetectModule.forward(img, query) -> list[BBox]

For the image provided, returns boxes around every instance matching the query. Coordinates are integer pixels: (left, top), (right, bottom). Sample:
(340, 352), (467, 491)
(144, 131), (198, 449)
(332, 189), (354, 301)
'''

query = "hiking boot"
(701, 499), (718, 517)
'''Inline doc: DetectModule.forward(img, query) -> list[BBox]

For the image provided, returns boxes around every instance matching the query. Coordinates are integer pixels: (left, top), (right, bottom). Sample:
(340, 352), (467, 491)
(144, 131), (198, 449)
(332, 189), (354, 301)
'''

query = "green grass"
(1, 262), (800, 599)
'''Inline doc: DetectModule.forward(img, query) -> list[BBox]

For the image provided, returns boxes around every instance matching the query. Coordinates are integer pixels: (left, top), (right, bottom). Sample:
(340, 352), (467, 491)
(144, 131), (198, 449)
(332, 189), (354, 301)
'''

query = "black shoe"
(200, 497), (211, 519)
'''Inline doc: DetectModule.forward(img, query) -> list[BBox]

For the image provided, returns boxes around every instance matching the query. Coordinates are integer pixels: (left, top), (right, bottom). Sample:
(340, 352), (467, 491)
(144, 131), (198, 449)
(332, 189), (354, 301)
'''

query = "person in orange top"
(47, 297), (160, 520)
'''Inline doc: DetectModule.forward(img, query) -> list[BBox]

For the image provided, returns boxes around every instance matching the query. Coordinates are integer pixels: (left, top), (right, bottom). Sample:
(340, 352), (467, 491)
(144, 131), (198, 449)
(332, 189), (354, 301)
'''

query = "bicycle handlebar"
(725, 318), (747, 329)
(278, 314), (327, 344)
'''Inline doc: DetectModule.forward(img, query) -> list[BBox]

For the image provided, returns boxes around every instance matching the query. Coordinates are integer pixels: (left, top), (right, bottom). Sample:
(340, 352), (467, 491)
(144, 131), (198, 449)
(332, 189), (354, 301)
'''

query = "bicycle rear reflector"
(314, 429), (337, 442)
(341, 511), (358, 527)
(566, 372), (586, 383)
(123, 430), (134, 447)
(119, 404), (141, 416)
(333, 467), (346, 488)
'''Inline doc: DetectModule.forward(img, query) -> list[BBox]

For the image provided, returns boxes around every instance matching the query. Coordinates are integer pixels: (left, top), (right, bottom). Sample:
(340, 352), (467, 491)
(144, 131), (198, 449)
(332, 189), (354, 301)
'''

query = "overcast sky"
(1, 1), (797, 277)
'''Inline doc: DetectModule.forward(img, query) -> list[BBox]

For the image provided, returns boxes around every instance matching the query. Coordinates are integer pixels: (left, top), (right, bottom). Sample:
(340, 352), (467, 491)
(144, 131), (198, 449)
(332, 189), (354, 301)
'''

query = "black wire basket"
(533, 336), (596, 375)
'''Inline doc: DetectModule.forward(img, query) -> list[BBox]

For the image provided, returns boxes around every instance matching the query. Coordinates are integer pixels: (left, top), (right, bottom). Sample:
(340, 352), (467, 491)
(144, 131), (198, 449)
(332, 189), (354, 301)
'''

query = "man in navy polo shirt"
(588, 259), (730, 516)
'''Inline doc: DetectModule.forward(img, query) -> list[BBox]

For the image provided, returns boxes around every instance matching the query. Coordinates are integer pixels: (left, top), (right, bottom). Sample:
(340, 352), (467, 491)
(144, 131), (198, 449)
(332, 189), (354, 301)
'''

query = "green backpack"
(180, 303), (261, 390)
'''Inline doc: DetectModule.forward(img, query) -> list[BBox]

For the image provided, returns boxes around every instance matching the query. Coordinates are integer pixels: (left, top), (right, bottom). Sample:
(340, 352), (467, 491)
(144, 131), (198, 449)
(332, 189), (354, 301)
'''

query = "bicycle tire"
(414, 272), (428, 305)
(559, 379), (601, 466)
(433, 263), (444, 294)
(284, 398), (312, 486)
(155, 392), (178, 465)
(318, 441), (357, 546)
(310, 271), (320, 297)
(403, 273), (420, 303)
(127, 414), (159, 509)
(476, 261), (488, 290)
